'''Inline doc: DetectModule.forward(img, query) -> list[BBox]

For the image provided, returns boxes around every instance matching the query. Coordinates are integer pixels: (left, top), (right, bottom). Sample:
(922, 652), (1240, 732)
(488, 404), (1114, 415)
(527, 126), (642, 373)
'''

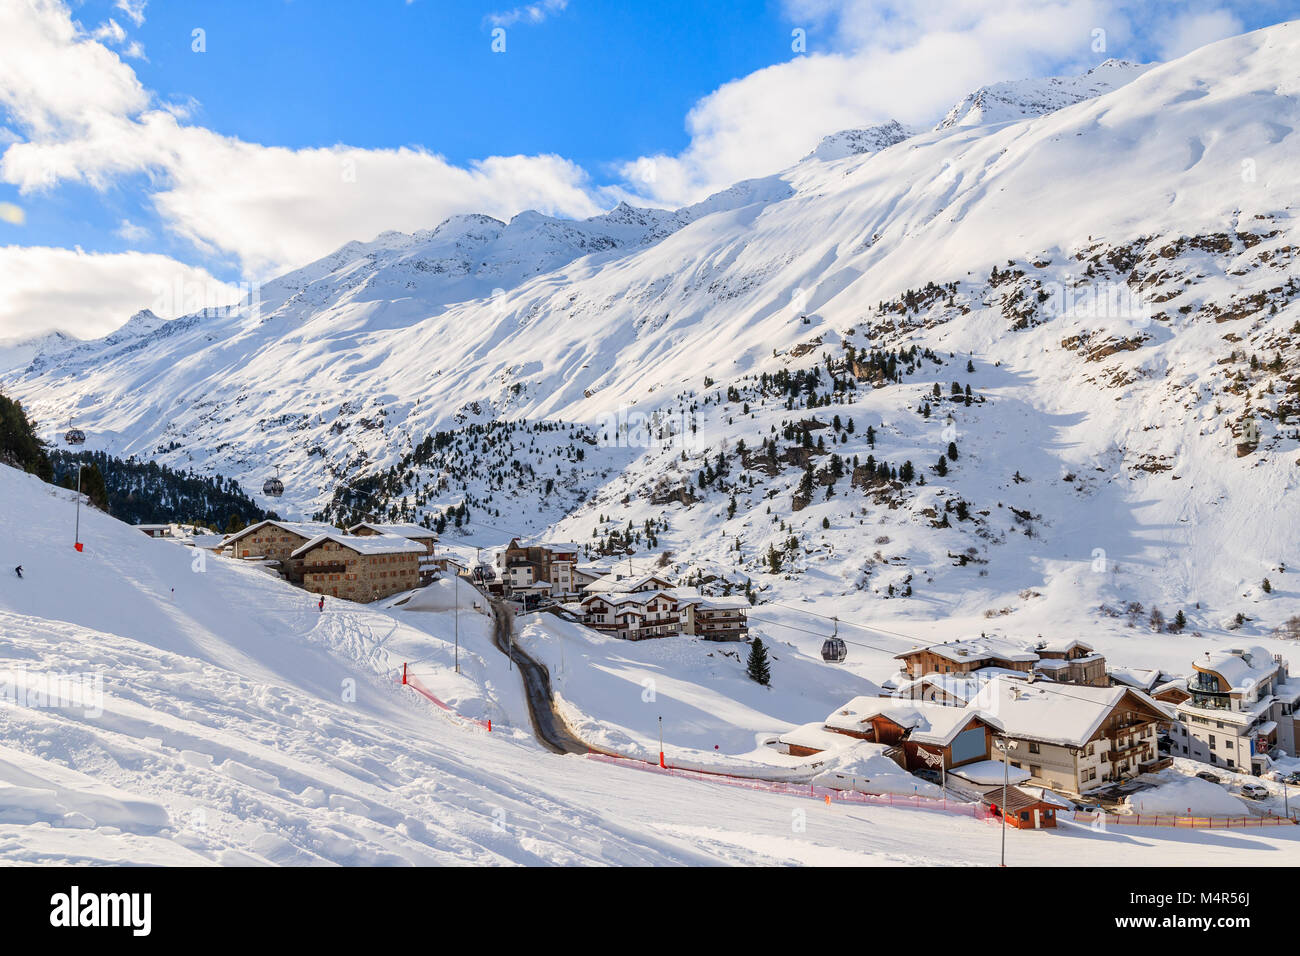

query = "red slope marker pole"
(402, 662), (407, 685)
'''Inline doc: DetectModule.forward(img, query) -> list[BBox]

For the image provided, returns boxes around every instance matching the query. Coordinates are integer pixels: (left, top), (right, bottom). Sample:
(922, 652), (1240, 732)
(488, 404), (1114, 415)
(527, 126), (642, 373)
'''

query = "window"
(1209, 735), (1216, 749)
(1029, 742), (1041, 754)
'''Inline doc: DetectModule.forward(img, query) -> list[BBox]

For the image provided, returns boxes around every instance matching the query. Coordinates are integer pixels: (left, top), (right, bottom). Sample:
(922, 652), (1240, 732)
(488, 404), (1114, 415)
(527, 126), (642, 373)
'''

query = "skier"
(318, 596), (325, 612)
(13, 566), (22, 579)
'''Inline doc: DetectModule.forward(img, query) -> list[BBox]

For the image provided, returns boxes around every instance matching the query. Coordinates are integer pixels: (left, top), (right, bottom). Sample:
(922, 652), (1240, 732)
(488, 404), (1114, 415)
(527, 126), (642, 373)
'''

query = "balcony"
(1107, 741), (1149, 763)
(1103, 718), (1150, 739)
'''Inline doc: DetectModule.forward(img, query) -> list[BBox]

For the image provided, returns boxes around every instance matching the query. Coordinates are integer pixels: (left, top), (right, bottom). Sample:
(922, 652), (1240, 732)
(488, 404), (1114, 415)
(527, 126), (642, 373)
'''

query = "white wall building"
(1170, 646), (1299, 774)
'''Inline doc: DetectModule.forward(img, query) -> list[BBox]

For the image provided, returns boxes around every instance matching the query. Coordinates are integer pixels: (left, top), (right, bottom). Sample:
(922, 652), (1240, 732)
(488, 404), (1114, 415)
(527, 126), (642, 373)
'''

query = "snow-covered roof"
(538, 541), (581, 554)
(889, 673), (990, 704)
(665, 588), (750, 610)
(583, 571), (676, 594)
(778, 722), (862, 754)
(971, 678), (1168, 748)
(580, 589), (673, 608)
(824, 698), (981, 746)
(348, 522), (438, 540)
(1036, 638), (1095, 655)
(898, 636), (1038, 666)
(949, 760), (1032, 787)
(1274, 681), (1300, 705)
(225, 520), (338, 545)
(291, 532), (426, 558)
(1194, 646), (1280, 692)
(1108, 666), (1160, 691)
(1153, 677), (1189, 697)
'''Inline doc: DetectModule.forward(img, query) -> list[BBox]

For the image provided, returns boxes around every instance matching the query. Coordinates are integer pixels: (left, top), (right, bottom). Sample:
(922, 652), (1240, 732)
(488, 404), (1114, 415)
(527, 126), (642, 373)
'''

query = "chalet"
(975, 678), (1173, 794)
(496, 540), (582, 599)
(674, 591), (749, 641)
(895, 636), (1038, 679)
(1170, 647), (1299, 774)
(822, 697), (996, 773)
(1032, 638), (1108, 686)
(349, 522), (439, 583)
(221, 520), (338, 583)
(579, 590), (680, 640)
(291, 532), (426, 602)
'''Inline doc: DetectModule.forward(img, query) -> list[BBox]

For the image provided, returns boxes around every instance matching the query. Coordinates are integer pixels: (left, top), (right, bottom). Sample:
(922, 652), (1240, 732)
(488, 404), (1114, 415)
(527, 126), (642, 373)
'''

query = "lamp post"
(994, 735), (1019, 867)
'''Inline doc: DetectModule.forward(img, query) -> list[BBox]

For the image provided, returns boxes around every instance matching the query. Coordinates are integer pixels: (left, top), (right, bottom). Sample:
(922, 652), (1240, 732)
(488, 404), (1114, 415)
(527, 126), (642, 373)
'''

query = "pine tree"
(1172, 609), (1187, 632)
(1263, 578), (1273, 594)
(746, 637), (771, 686)
(0, 392), (53, 482)
(67, 463), (108, 512)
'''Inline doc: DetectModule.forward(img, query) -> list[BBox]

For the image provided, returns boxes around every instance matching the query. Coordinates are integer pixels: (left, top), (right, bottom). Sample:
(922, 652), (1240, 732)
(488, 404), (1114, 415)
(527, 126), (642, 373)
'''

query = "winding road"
(485, 595), (590, 755)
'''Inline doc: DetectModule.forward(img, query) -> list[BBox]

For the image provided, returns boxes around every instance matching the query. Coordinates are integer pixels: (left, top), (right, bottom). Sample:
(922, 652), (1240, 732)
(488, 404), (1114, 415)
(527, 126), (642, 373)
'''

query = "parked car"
(1240, 782), (1269, 800)
(1196, 771), (1222, 784)
(913, 769), (943, 786)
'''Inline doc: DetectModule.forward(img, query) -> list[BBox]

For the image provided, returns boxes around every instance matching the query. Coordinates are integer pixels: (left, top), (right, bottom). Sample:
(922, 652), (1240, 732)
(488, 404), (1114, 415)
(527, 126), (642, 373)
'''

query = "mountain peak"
(937, 59), (1154, 131)
(804, 120), (914, 162)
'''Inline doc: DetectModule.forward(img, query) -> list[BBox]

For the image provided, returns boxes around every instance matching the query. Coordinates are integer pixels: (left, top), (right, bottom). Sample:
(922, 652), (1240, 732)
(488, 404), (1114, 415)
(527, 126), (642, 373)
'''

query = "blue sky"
(0, 0), (1296, 338)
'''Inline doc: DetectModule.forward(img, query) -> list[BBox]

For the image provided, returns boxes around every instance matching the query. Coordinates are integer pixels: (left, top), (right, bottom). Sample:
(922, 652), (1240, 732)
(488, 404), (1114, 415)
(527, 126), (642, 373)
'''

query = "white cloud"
(115, 218), (150, 242)
(0, 201), (24, 225)
(1154, 8), (1244, 60)
(0, 245), (239, 339)
(114, 0), (147, 28)
(0, 0), (604, 279)
(91, 18), (126, 45)
(0, 0), (147, 142)
(619, 0), (1138, 206)
(488, 0), (568, 28)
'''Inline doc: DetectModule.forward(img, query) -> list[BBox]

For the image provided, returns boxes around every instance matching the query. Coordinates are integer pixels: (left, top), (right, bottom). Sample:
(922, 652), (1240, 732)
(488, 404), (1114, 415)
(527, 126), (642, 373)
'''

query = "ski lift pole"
(74, 463), (83, 551)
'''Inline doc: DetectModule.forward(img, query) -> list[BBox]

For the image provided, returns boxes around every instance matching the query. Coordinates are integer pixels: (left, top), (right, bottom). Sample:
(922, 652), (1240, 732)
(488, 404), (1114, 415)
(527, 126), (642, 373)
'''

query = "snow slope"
(3, 462), (1300, 865)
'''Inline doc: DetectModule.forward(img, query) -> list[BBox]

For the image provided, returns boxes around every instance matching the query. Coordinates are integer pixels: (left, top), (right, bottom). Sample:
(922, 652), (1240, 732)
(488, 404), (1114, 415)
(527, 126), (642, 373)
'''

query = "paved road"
(486, 596), (589, 755)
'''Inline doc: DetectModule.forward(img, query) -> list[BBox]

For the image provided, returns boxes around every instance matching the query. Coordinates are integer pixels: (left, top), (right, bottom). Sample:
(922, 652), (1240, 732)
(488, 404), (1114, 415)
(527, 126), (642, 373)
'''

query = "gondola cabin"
(822, 637), (848, 663)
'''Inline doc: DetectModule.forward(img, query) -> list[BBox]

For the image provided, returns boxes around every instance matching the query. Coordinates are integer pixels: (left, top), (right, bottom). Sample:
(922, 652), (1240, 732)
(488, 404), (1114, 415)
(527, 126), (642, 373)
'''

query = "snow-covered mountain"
(804, 120), (914, 161)
(5, 23), (1300, 650)
(936, 57), (1153, 129)
(0, 328), (78, 374)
